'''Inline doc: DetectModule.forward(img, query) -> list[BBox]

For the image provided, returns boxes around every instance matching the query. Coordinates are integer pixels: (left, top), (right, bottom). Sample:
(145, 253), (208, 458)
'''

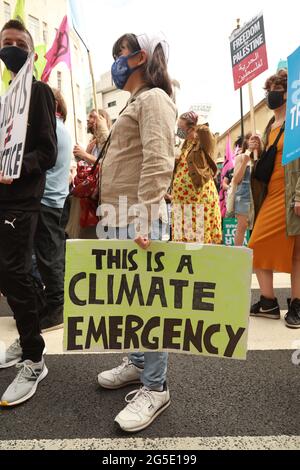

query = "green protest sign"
(223, 218), (250, 246)
(64, 241), (252, 360)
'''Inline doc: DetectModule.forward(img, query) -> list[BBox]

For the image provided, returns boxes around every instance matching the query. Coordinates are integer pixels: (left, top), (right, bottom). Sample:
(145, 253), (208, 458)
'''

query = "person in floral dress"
(172, 112), (222, 243)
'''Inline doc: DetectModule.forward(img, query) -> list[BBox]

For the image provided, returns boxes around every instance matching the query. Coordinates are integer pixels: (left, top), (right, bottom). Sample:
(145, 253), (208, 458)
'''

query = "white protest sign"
(189, 103), (212, 123)
(0, 53), (34, 179)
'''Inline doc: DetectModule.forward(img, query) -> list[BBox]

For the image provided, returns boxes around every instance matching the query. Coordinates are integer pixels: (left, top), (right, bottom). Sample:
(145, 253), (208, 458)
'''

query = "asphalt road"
(0, 351), (299, 441)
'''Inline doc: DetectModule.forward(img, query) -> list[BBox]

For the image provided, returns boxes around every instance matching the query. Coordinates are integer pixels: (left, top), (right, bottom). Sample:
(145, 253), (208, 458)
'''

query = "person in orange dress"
(248, 69), (300, 328)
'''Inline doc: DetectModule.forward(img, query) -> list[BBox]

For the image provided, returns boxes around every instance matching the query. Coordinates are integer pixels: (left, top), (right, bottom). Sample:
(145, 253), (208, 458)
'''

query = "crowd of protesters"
(0, 19), (299, 433)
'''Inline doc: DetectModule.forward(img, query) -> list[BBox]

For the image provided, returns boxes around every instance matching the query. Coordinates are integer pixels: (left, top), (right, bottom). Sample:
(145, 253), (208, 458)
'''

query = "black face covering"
(0, 46), (28, 74)
(266, 90), (286, 110)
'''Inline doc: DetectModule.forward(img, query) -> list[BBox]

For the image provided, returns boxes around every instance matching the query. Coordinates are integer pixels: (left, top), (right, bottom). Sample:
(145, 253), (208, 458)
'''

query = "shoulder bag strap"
(272, 122), (285, 148)
(91, 133), (112, 173)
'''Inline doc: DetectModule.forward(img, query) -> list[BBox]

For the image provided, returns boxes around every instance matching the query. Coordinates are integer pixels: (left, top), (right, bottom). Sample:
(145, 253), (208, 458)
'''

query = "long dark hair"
(112, 33), (173, 97)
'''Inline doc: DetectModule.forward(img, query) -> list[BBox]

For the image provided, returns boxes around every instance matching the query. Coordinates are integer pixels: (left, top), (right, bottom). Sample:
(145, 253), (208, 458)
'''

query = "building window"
(28, 15), (40, 44)
(4, 2), (11, 22)
(42, 22), (48, 44)
(57, 71), (62, 91)
(108, 101), (117, 108)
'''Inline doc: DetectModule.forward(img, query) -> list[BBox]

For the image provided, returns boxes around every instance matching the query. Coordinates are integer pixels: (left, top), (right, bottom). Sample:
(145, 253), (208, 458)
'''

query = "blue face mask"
(111, 51), (141, 90)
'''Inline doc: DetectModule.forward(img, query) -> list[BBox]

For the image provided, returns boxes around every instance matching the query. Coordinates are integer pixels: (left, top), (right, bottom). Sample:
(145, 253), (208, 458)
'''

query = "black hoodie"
(0, 79), (57, 211)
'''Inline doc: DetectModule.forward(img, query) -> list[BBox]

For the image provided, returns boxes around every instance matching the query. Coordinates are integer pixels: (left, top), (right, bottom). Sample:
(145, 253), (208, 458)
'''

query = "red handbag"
(71, 136), (111, 228)
(72, 160), (100, 200)
(79, 198), (98, 227)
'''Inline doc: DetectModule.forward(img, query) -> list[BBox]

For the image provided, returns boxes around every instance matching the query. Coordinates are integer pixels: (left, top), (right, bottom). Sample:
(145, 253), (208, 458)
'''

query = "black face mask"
(266, 90), (286, 110)
(0, 46), (28, 74)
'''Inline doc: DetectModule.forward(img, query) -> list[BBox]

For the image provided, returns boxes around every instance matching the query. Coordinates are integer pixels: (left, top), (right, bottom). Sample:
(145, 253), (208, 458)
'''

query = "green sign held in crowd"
(223, 218), (250, 246)
(64, 241), (252, 360)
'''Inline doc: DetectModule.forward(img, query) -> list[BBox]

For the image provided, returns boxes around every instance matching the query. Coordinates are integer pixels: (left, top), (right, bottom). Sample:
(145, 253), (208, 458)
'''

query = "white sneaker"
(98, 357), (143, 389)
(0, 359), (48, 407)
(115, 386), (171, 432)
(0, 339), (22, 369)
(0, 339), (47, 370)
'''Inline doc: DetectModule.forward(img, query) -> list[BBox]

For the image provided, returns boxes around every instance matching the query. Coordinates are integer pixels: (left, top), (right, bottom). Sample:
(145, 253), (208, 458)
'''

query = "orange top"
(248, 127), (295, 273)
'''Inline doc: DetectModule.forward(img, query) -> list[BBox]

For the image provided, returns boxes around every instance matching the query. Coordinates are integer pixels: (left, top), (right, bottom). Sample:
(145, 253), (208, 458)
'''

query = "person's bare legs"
(234, 214), (248, 246)
(255, 269), (275, 299)
(285, 236), (300, 327)
(251, 268), (280, 318)
(291, 235), (300, 300)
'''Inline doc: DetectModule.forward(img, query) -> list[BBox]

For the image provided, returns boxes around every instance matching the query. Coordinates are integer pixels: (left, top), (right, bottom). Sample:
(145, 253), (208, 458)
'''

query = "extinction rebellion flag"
(41, 16), (71, 83)
(230, 12), (268, 90)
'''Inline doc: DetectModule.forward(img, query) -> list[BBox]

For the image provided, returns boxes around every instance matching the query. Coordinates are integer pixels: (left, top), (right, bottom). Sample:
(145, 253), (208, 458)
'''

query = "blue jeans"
(101, 222), (168, 390)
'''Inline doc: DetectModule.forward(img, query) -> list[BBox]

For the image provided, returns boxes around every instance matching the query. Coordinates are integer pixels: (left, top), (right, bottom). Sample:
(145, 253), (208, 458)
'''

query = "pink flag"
(219, 133), (235, 218)
(41, 16), (71, 83)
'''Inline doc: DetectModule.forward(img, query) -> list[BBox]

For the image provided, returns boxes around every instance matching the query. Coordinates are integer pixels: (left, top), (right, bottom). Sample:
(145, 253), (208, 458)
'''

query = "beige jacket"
(100, 87), (177, 228)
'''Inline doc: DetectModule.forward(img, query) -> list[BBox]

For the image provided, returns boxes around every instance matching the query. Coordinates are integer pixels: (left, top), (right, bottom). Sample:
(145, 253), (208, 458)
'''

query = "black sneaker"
(285, 298), (300, 329)
(40, 305), (64, 333)
(250, 296), (280, 319)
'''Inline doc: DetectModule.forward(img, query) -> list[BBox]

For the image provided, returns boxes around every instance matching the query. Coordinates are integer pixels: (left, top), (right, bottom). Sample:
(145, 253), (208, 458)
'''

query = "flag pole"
(70, 68), (78, 142)
(71, 23), (98, 110)
(248, 81), (256, 134)
(236, 19), (244, 141)
(248, 80), (259, 160)
(87, 50), (98, 111)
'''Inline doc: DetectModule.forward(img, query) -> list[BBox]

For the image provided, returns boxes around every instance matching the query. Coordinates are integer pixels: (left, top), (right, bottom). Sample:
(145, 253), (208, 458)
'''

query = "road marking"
(0, 435), (299, 450)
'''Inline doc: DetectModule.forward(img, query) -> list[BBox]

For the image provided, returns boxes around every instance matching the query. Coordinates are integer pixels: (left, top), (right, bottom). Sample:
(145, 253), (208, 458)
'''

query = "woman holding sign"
(249, 69), (300, 328)
(96, 32), (177, 432)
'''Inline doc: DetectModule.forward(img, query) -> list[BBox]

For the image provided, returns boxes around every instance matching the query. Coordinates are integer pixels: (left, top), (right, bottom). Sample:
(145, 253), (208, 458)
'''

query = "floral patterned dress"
(172, 140), (222, 243)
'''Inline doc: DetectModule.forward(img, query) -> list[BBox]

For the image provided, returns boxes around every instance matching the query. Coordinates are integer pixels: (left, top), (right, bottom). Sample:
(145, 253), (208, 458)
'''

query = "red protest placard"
(230, 12), (268, 90)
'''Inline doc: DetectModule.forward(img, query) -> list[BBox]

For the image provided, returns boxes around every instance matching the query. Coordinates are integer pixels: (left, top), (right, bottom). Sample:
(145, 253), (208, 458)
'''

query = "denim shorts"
(235, 167), (251, 216)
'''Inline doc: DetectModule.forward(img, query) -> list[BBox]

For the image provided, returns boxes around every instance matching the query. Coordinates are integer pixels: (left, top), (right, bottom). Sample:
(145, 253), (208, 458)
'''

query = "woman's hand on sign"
(135, 236), (151, 250)
(294, 201), (300, 217)
(0, 172), (13, 185)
